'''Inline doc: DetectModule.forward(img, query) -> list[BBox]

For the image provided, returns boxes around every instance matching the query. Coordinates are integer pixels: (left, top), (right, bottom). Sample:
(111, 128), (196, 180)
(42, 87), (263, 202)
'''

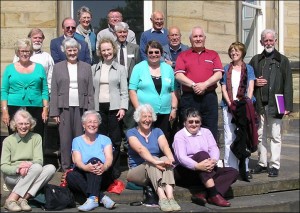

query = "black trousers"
(98, 103), (122, 180)
(66, 158), (106, 204)
(174, 151), (239, 197)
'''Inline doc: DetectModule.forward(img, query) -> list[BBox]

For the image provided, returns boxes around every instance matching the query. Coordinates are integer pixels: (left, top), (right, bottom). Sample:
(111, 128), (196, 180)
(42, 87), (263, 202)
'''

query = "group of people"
(1, 5), (293, 213)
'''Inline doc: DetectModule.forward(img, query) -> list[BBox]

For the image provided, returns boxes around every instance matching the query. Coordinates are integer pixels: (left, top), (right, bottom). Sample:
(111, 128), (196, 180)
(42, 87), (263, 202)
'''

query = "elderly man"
(50, 17), (91, 64)
(163, 26), (189, 69)
(13, 28), (54, 93)
(96, 9), (136, 48)
(114, 22), (140, 151)
(249, 29), (293, 177)
(139, 11), (169, 61)
(114, 22), (140, 79)
(174, 26), (223, 143)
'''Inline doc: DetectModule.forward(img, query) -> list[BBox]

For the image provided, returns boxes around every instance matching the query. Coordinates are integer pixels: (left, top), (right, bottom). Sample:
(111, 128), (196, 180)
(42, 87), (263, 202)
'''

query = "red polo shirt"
(174, 48), (224, 92)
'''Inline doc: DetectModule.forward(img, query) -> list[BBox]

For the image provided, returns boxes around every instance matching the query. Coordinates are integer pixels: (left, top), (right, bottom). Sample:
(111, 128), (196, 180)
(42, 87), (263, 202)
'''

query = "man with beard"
(249, 29), (293, 177)
(13, 28), (54, 93)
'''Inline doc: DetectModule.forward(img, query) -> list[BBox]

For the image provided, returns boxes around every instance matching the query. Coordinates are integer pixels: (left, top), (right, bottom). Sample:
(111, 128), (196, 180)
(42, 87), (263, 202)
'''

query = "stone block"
(1, 48), (15, 64)
(225, 23), (236, 36)
(208, 21), (225, 34)
(286, 24), (299, 39)
(167, 1), (204, 19)
(1, 28), (29, 48)
(203, 1), (235, 22)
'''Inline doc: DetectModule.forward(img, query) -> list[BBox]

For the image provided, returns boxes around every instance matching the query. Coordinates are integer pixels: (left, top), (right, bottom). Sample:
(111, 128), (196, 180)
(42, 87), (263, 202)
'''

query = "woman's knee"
(29, 163), (43, 174)
(192, 151), (210, 162)
(43, 164), (56, 176)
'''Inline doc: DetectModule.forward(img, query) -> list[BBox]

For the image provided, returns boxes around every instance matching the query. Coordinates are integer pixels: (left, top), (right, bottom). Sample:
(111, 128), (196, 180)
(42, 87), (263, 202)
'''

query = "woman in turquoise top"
(129, 41), (178, 144)
(1, 38), (49, 141)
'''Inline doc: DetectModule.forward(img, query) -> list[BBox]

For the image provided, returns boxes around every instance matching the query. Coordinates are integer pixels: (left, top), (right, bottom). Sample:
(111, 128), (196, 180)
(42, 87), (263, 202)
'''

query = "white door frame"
(242, 1), (266, 54)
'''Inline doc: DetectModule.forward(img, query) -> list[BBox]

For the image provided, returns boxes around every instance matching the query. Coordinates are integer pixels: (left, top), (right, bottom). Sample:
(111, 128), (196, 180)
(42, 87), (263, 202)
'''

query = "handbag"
(44, 184), (76, 211)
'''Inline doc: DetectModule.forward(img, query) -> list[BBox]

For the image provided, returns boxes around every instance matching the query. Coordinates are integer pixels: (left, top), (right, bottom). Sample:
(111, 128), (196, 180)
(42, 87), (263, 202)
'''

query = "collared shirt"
(175, 48), (224, 92)
(151, 28), (165, 34)
(116, 41), (128, 69)
(0, 132), (43, 176)
(172, 127), (220, 170)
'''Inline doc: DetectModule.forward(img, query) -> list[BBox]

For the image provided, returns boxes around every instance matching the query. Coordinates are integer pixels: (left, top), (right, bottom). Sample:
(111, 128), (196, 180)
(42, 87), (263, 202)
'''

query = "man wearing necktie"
(114, 22), (141, 152)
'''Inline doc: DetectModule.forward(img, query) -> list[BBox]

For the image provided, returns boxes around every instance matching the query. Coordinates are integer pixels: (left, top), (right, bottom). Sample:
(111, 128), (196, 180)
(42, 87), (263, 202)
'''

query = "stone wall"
(0, 1), (57, 75)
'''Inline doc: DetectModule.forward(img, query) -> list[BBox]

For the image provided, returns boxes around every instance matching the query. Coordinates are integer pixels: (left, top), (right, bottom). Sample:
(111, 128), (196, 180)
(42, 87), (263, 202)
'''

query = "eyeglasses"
(17, 122), (30, 126)
(169, 34), (181, 38)
(86, 120), (99, 125)
(19, 50), (31, 54)
(65, 26), (76, 30)
(148, 50), (160, 55)
(187, 120), (200, 124)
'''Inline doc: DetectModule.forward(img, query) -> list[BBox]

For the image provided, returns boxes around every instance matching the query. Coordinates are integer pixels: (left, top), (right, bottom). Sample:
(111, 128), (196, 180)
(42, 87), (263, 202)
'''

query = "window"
(73, 0), (144, 44)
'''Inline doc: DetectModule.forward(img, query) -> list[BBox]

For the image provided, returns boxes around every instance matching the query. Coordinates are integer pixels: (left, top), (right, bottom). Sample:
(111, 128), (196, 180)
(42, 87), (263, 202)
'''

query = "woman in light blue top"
(129, 40), (178, 143)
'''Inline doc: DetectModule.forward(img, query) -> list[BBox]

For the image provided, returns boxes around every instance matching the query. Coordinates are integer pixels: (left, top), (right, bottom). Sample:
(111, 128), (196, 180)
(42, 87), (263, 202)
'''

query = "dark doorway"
(73, 0), (144, 44)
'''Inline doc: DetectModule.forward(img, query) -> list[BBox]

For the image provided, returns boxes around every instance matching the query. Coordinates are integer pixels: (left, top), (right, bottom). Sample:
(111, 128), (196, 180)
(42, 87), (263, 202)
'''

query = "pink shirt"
(172, 127), (220, 170)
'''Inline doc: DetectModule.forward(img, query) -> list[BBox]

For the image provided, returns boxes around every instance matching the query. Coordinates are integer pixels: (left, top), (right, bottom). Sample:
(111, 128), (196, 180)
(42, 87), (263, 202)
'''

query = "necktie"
(119, 44), (125, 66)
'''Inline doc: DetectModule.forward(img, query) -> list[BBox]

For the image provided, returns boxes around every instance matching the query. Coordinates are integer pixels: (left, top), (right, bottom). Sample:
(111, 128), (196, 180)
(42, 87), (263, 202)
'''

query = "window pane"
(73, 0), (144, 44)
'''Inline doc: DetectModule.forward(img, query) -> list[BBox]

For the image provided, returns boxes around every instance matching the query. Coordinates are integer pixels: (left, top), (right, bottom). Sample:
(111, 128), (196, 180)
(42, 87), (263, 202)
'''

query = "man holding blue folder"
(249, 29), (293, 177)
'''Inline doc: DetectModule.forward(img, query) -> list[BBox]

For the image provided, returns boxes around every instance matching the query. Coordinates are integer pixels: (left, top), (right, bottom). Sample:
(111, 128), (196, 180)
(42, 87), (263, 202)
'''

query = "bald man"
(139, 11), (169, 60)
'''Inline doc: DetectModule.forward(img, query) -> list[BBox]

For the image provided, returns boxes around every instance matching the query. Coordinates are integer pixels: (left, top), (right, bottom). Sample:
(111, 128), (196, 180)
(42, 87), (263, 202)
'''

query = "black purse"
(44, 184), (76, 211)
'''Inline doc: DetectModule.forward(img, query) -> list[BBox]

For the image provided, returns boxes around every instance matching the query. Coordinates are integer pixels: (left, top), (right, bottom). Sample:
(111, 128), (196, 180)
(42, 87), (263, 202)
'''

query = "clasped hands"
(87, 161), (105, 175)
(197, 158), (216, 173)
(155, 159), (175, 171)
(17, 161), (33, 176)
(192, 82), (208, 95)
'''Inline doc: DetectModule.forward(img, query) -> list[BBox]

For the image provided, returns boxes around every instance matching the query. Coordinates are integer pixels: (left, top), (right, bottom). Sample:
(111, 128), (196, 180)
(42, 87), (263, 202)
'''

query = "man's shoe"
(100, 195), (116, 209)
(4, 200), (22, 212)
(207, 194), (231, 207)
(18, 199), (32, 211)
(246, 171), (253, 179)
(251, 164), (268, 174)
(77, 198), (99, 211)
(268, 167), (279, 177)
(191, 193), (207, 206)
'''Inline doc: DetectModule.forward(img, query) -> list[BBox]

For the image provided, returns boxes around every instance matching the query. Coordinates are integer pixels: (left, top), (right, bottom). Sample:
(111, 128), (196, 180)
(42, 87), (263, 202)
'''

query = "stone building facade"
(1, 0), (299, 102)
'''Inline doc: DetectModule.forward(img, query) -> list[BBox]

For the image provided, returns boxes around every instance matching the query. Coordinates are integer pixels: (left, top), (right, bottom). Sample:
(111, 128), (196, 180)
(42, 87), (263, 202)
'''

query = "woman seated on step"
(1, 109), (56, 212)
(172, 108), (239, 207)
(65, 110), (116, 211)
(126, 104), (181, 212)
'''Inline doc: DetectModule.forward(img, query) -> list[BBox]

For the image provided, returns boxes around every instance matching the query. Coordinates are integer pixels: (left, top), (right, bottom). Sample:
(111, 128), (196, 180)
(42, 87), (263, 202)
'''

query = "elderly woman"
(1, 109), (56, 212)
(126, 104), (181, 212)
(220, 42), (256, 181)
(66, 110), (115, 211)
(13, 28), (54, 92)
(172, 108), (239, 207)
(1, 38), (49, 141)
(92, 38), (128, 180)
(129, 40), (178, 145)
(74, 6), (97, 64)
(50, 37), (94, 172)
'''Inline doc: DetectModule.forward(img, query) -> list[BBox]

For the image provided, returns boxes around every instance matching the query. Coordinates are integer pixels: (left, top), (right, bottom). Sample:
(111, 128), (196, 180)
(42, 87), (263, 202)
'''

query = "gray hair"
(10, 108), (36, 132)
(14, 38), (33, 55)
(77, 5), (92, 20)
(81, 110), (102, 124)
(189, 26), (205, 40)
(27, 28), (45, 39)
(114, 22), (129, 32)
(261, 29), (276, 40)
(60, 37), (81, 53)
(133, 104), (157, 123)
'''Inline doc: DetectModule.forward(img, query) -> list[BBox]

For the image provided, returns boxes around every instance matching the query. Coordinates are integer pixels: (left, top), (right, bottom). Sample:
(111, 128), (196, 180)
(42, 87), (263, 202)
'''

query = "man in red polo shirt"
(174, 26), (224, 143)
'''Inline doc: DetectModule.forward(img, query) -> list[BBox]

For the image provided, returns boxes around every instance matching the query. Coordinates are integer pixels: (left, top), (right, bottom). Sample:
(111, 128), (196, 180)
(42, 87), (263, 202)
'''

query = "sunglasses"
(148, 50), (160, 55)
(66, 26), (76, 30)
(187, 120), (200, 124)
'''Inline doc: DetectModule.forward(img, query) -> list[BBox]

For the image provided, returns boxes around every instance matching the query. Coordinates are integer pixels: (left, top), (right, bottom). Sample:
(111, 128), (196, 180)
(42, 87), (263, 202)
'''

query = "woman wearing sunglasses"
(172, 108), (238, 207)
(129, 40), (178, 145)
